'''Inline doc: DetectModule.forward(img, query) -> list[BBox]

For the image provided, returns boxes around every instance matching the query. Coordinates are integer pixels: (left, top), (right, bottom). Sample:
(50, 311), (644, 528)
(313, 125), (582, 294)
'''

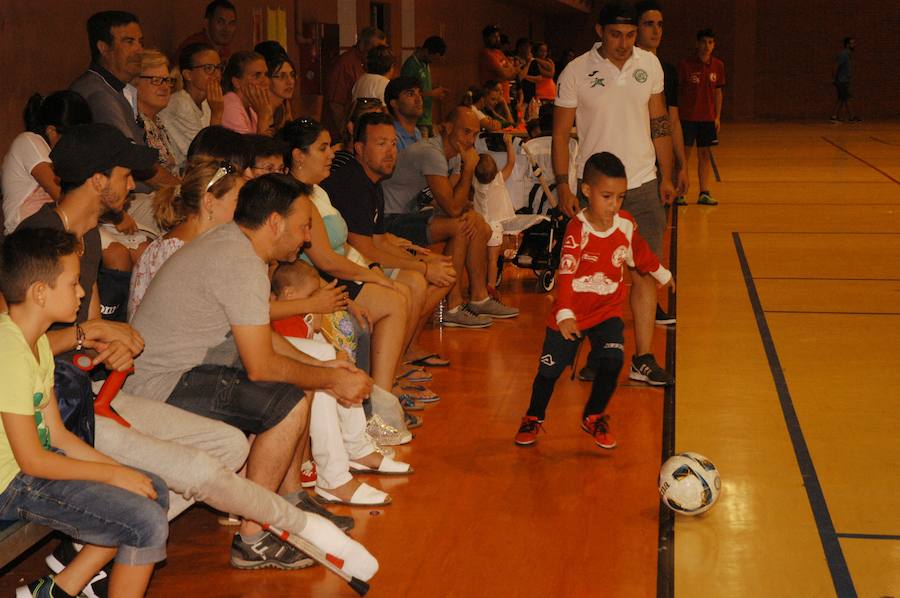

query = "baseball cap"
(597, 2), (638, 26)
(50, 123), (159, 184)
(384, 76), (422, 106)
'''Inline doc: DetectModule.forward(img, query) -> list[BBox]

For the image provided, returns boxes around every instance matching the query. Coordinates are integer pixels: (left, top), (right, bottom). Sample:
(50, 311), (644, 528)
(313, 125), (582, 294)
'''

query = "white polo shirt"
(556, 43), (664, 189)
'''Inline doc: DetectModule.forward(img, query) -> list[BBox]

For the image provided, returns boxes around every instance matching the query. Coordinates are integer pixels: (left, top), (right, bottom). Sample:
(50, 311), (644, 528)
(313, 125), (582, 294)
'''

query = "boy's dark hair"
(205, 0), (236, 19)
(234, 174), (311, 229)
(697, 28), (716, 41)
(365, 45), (394, 75)
(271, 260), (318, 296)
(582, 152), (627, 185)
(245, 134), (289, 164)
(635, 0), (663, 19)
(178, 42), (217, 73)
(354, 112), (395, 144)
(422, 36), (446, 56)
(187, 125), (253, 170)
(87, 11), (140, 63)
(384, 76), (421, 115)
(0, 228), (80, 305)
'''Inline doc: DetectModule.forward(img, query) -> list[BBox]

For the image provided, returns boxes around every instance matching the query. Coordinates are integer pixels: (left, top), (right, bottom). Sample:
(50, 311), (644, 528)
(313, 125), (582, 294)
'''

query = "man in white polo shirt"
(551, 1), (675, 386)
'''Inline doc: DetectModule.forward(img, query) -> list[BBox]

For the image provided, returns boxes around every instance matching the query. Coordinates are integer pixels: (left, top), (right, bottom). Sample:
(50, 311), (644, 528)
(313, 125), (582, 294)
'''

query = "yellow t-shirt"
(0, 313), (54, 493)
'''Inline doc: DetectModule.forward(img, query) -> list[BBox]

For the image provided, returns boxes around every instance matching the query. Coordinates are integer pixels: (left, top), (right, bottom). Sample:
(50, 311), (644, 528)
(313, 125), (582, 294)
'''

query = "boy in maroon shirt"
(515, 152), (674, 449)
(678, 28), (725, 205)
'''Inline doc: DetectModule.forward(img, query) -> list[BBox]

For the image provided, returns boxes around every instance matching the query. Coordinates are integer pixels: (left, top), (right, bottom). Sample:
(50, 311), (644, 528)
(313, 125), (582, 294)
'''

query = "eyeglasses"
(250, 164), (288, 174)
(272, 71), (296, 82)
(206, 162), (237, 191)
(139, 75), (177, 87)
(191, 63), (225, 74)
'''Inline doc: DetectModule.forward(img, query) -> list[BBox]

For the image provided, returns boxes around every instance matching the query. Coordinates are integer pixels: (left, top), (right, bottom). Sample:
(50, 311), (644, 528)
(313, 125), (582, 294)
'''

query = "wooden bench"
(0, 520), (53, 570)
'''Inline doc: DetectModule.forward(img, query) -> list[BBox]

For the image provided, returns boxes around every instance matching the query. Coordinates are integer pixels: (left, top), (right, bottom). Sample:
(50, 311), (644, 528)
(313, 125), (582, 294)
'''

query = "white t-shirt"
(351, 74), (390, 103)
(1, 132), (53, 234)
(473, 173), (516, 225)
(159, 89), (212, 166)
(555, 43), (664, 188)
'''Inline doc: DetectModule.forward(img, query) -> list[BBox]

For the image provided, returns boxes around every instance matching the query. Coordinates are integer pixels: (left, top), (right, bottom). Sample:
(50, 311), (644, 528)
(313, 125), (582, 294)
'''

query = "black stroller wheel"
(538, 269), (555, 292)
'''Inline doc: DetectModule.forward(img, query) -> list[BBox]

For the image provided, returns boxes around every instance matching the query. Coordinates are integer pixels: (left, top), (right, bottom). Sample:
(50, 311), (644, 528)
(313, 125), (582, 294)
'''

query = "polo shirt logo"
(587, 70), (605, 87)
(633, 69), (648, 83)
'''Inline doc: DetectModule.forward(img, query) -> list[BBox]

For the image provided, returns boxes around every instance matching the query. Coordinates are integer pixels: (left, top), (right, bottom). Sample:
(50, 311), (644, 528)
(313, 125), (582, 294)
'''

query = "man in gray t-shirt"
(381, 108), (519, 327)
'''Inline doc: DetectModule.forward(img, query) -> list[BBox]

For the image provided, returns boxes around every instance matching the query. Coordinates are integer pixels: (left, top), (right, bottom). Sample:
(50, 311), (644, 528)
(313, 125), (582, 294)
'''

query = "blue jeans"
(0, 451), (169, 565)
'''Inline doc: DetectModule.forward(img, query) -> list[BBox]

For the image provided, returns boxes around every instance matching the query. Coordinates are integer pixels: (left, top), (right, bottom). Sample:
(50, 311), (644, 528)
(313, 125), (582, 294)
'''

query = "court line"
(754, 277), (900, 282)
(821, 137), (900, 185)
(733, 232), (857, 598)
(837, 533), (900, 541)
(869, 136), (900, 146)
(656, 206), (678, 598)
(765, 310), (900, 316)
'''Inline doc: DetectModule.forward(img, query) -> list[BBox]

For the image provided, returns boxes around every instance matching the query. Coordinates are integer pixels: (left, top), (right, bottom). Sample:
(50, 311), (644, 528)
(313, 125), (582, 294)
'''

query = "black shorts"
(834, 81), (851, 101)
(319, 272), (365, 300)
(682, 120), (718, 148)
(166, 364), (304, 434)
(537, 318), (625, 379)
(384, 210), (433, 247)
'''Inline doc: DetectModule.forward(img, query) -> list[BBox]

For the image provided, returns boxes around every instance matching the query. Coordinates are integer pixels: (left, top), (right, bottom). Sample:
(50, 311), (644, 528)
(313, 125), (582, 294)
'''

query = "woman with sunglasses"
(128, 158), (244, 319)
(255, 41), (296, 133)
(221, 50), (273, 136)
(160, 43), (225, 166)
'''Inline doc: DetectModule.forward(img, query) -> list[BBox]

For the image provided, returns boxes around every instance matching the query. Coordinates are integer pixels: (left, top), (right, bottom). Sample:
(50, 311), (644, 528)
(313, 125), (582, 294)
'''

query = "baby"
(473, 133), (517, 293)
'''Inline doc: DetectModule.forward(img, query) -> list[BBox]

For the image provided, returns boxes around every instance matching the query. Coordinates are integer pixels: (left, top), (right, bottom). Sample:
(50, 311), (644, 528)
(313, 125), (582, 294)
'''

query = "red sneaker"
(514, 416), (544, 446)
(300, 461), (317, 488)
(581, 414), (616, 449)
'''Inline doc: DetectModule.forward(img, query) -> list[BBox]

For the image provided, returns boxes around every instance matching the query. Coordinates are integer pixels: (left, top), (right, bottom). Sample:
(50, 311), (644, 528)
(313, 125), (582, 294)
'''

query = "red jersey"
(479, 48), (512, 102)
(549, 210), (671, 331)
(677, 55), (725, 122)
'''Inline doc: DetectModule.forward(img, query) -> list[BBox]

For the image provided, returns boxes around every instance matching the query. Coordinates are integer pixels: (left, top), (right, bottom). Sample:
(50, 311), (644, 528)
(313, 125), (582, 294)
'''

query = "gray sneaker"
(230, 531), (314, 570)
(468, 297), (519, 319)
(443, 304), (492, 328)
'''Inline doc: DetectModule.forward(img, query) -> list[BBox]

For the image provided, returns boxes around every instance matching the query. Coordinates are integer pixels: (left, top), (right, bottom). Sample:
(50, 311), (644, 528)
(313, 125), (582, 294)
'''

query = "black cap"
(482, 24), (501, 38)
(50, 123), (159, 184)
(597, 2), (638, 26)
(384, 76), (421, 107)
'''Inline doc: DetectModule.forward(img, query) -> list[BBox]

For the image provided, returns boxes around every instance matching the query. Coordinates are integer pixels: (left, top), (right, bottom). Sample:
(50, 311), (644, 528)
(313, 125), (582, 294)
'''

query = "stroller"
(495, 136), (575, 292)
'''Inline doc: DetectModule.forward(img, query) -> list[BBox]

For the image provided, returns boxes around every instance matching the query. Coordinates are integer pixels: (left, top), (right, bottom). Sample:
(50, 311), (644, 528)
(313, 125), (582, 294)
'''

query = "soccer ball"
(658, 452), (721, 515)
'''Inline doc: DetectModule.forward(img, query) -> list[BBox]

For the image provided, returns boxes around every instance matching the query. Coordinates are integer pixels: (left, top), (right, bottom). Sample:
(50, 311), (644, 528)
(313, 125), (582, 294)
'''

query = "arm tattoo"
(650, 115), (672, 139)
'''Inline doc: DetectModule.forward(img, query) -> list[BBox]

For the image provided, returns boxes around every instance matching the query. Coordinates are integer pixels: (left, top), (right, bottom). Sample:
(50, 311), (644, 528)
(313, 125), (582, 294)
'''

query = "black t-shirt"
(662, 60), (678, 109)
(321, 157), (385, 237)
(17, 204), (102, 325)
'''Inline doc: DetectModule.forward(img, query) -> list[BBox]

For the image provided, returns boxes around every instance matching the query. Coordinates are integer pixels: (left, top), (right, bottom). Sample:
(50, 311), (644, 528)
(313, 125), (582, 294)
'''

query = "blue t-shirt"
(394, 120), (423, 151)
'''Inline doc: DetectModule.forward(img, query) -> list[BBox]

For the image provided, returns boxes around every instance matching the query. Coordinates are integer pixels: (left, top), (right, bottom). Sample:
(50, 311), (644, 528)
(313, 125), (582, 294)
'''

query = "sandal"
(398, 384), (441, 404)
(404, 353), (451, 368)
(348, 455), (414, 475)
(396, 393), (425, 411)
(395, 367), (432, 383)
(315, 483), (391, 506)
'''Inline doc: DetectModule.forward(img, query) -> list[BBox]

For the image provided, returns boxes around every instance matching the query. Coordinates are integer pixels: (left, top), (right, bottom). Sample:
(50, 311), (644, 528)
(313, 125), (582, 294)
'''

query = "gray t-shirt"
(126, 222), (271, 401)
(381, 136), (461, 215)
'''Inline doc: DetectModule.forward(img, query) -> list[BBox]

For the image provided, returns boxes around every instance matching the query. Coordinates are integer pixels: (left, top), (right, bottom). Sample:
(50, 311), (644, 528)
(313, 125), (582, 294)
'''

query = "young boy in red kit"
(515, 152), (674, 448)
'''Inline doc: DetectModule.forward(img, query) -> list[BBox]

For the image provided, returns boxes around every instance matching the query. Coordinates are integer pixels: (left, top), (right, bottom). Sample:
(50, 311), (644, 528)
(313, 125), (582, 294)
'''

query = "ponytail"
(152, 185), (182, 230)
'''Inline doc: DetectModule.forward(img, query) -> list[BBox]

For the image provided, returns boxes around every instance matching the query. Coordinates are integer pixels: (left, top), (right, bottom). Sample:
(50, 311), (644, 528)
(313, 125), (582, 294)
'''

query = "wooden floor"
(2, 122), (899, 597)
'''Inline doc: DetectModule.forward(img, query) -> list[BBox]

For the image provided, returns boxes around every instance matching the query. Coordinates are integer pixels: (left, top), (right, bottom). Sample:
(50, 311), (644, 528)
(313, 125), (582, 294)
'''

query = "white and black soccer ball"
(658, 452), (721, 515)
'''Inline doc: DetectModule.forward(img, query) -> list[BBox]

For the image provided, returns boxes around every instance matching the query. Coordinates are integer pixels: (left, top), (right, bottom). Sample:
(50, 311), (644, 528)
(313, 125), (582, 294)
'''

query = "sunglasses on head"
(205, 162), (237, 191)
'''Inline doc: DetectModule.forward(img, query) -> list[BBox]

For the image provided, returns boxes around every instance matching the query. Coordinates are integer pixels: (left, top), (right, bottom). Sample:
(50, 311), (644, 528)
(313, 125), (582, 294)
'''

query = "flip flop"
(396, 393), (425, 411)
(404, 353), (451, 368)
(398, 384), (441, 404)
(395, 368), (432, 383)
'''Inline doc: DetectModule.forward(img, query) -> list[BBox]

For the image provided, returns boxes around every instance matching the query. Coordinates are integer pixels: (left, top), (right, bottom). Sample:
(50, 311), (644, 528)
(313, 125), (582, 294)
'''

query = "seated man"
(381, 107), (518, 328)
(323, 112), (455, 363)
(385, 76), (424, 150)
(175, 0), (237, 63)
(70, 11), (179, 191)
(13, 124), (376, 589)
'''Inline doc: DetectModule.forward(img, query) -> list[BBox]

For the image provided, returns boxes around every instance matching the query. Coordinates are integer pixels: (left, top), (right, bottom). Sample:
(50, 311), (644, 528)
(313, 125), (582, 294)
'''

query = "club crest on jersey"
(633, 69), (648, 83)
(559, 253), (578, 274)
(563, 235), (578, 250)
(572, 272), (618, 295)
(611, 245), (628, 267)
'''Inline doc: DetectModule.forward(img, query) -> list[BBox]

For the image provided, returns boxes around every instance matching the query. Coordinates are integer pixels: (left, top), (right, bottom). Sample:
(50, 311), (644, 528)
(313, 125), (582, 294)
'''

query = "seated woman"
(129, 158), (244, 319)
(221, 50), (273, 136)
(481, 80), (517, 129)
(254, 41), (295, 133)
(277, 118), (440, 403)
(2, 90), (91, 235)
(159, 42), (225, 167)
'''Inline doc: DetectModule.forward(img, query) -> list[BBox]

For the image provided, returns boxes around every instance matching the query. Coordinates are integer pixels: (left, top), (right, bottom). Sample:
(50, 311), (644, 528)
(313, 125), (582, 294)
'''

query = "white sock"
(300, 513), (379, 581)
(470, 297), (490, 305)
